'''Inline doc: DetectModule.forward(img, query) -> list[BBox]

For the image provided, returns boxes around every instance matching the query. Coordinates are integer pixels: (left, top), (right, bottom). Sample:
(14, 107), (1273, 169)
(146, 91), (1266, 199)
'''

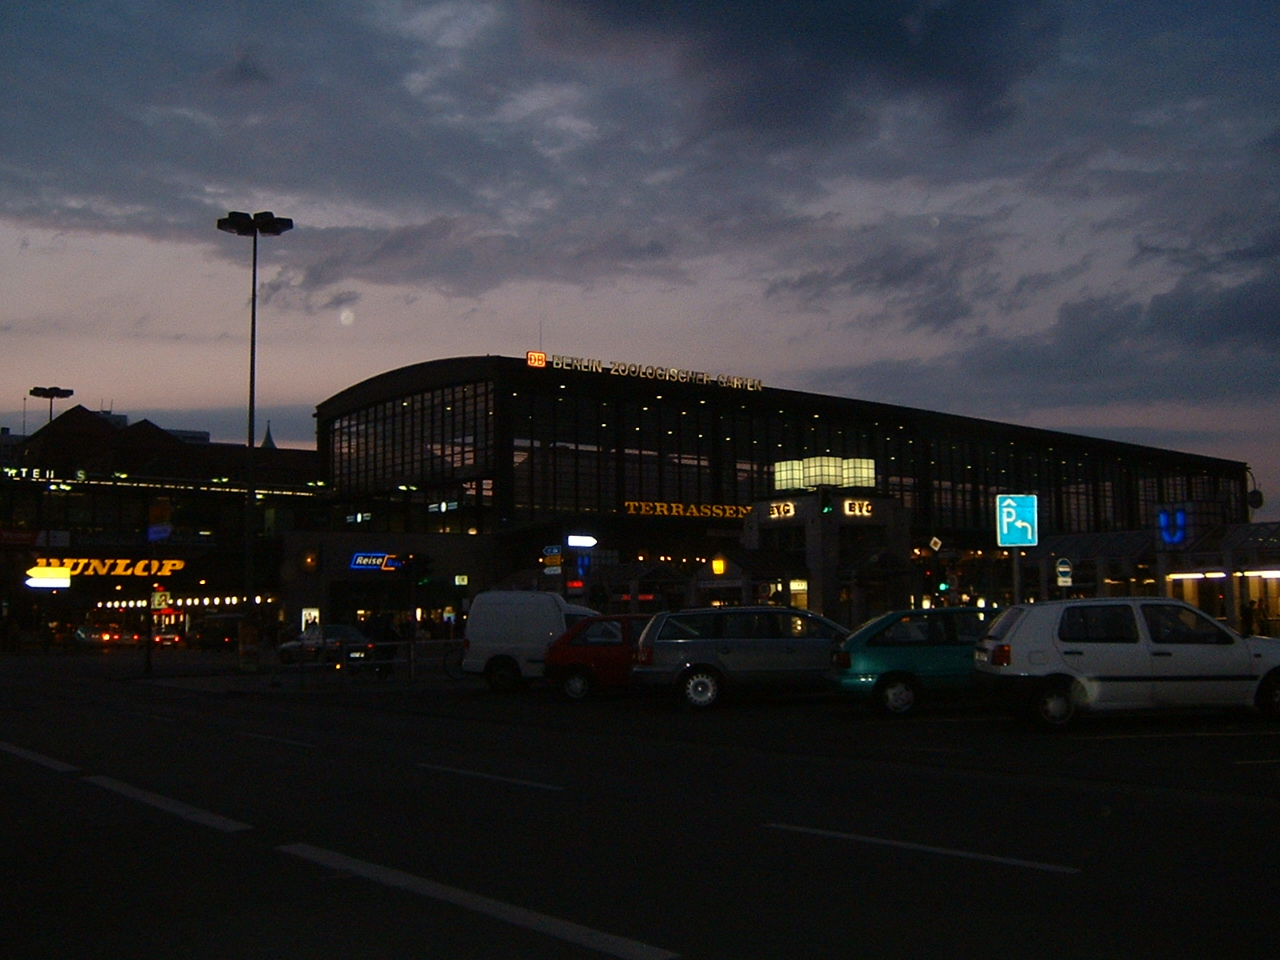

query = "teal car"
(830, 607), (994, 715)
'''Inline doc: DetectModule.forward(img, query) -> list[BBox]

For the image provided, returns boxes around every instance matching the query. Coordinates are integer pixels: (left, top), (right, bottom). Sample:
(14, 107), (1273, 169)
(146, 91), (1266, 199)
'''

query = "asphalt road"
(3, 647), (1280, 959)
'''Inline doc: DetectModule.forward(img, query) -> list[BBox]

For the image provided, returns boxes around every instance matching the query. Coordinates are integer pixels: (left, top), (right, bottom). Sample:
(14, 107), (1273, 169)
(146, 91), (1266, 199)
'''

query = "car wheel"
(679, 668), (721, 708)
(1030, 678), (1077, 729)
(1256, 670), (1280, 720)
(875, 675), (921, 715)
(485, 658), (524, 694)
(561, 669), (593, 700)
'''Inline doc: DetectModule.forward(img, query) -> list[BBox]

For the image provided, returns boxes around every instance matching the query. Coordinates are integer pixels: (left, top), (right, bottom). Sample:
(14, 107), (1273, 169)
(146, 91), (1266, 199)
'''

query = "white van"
(461, 591), (598, 692)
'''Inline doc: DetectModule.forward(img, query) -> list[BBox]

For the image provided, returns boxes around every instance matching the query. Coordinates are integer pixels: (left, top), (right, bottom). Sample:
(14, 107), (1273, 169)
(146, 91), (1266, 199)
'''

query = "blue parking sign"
(996, 494), (1038, 546)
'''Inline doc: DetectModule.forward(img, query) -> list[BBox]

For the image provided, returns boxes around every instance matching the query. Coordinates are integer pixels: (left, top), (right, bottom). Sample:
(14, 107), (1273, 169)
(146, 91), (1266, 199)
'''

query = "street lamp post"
(216, 210), (293, 648)
(29, 386), (74, 423)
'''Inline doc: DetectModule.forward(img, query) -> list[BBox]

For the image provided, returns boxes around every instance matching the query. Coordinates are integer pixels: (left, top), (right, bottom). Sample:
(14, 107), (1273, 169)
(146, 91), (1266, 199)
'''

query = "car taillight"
(832, 650), (851, 670)
(991, 643), (1013, 667)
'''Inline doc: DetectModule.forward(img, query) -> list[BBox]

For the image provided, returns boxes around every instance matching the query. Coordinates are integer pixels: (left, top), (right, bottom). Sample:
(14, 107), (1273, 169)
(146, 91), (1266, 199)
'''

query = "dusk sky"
(3, 1), (1278, 520)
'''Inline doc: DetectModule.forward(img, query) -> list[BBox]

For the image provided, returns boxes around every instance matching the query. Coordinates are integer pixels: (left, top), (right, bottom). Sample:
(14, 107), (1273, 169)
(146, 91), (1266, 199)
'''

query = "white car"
(973, 597), (1280, 727)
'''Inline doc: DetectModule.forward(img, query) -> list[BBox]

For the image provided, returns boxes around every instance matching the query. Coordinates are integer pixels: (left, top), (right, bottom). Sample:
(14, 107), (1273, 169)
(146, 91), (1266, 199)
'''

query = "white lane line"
(238, 731), (318, 749)
(82, 776), (253, 833)
(280, 843), (679, 960)
(1075, 729), (1280, 741)
(418, 762), (564, 792)
(0, 741), (80, 773)
(767, 823), (1081, 875)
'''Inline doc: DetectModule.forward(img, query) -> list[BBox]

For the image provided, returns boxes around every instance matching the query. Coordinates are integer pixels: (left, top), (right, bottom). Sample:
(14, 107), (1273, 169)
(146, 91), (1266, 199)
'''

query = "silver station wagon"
(632, 606), (849, 708)
(973, 597), (1280, 727)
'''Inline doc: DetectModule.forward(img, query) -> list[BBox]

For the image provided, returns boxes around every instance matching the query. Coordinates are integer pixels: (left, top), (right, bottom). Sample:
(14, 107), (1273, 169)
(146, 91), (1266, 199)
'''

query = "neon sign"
(528, 351), (763, 391)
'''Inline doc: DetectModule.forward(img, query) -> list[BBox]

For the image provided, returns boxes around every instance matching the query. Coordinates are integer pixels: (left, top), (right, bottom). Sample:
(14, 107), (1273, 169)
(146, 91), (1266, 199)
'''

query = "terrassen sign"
(622, 501), (754, 519)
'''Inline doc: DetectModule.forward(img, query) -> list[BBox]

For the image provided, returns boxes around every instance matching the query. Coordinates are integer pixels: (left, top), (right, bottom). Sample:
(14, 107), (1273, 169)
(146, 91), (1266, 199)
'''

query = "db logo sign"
(526, 351), (547, 368)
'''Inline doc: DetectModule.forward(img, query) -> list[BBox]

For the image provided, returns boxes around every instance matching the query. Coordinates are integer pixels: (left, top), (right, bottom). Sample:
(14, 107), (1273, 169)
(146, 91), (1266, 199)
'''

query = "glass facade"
(316, 356), (1248, 546)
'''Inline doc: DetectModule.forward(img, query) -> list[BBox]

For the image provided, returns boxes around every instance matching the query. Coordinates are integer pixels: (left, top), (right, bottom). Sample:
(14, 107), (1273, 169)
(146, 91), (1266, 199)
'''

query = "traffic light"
(819, 487), (835, 514)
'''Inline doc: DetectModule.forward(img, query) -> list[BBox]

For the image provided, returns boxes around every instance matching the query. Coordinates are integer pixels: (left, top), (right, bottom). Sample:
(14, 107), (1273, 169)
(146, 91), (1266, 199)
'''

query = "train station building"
(3, 352), (1275, 643)
(288, 353), (1266, 632)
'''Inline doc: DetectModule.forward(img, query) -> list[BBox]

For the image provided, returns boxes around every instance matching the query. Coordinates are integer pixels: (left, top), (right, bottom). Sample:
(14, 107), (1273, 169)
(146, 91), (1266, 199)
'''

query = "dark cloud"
(802, 265), (1280, 424)
(527, 0), (1062, 138)
(763, 217), (998, 331)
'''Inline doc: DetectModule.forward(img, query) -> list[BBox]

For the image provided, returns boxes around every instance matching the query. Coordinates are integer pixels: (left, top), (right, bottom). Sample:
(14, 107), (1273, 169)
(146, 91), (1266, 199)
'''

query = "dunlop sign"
(31, 558), (187, 577)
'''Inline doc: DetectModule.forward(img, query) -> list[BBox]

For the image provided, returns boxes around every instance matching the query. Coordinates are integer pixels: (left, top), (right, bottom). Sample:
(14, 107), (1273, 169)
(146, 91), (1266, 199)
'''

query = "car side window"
(579, 620), (624, 644)
(658, 613), (717, 640)
(1142, 604), (1235, 645)
(790, 613), (845, 640)
(875, 614), (936, 646)
(1059, 605), (1139, 644)
(721, 612), (774, 639)
(952, 611), (988, 645)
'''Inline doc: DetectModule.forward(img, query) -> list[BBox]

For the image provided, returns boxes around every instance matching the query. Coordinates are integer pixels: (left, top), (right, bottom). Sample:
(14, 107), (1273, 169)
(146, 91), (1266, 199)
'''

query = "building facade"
(5, 359), (1272, 644)
(297, 353), (1253, 630)
(0, 406), (322, 649)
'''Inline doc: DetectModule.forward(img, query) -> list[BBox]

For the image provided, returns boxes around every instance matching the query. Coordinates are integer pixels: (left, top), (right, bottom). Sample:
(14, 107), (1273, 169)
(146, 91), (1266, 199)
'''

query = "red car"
(543, 614), (653, 699)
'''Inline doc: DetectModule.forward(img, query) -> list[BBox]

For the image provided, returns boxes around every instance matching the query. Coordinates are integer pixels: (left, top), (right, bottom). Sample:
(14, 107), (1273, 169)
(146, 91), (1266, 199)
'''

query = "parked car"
(461, 591), (598, 692)
(973, 597), (1280, 728)
(187, 614), (248, 650)
(544, 613), (653, 699)
(830, 606), (994, 714)
(633, 606), (849, 708)
(277, 624), (375, 665)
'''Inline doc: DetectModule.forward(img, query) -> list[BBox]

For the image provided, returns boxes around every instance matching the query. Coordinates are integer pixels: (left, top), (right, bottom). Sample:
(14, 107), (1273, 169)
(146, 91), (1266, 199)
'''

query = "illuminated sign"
(32, 558), (186, 577)
(997, 494), (1038, 547)
(349, 553), (403, 571)
(528, 351), (763, 391)
(1158, 506), (1187, 545)
(622, 501), (753, 519)
(769, 499), (873, 519)
(26, 565), (70, 589)
(3, 467), (60, 480)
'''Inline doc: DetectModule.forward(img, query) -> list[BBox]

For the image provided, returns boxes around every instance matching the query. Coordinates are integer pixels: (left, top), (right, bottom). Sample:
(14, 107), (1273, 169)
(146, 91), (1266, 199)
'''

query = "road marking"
(279, 843), (679, 960)
(767, 823), (1080, 875)
(239, 731), (318, 749)
(83, 776), (253, 833)
(418, 762), (564, 791)
(1073, 729), (1280, 741)
(0, 741), (80, 773)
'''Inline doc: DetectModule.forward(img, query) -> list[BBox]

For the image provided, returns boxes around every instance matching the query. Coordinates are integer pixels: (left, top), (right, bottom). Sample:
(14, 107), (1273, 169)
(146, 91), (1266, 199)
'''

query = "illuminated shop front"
(309, 354), (1251, 626)
(1, 405), (321, 643)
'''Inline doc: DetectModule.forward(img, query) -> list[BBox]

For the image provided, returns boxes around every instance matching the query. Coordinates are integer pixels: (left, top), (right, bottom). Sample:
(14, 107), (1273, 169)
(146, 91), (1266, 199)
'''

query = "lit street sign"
(26, 565), (70, 589)
(997, 495), (1038, 547)
(1056, 557), (1073, 586)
